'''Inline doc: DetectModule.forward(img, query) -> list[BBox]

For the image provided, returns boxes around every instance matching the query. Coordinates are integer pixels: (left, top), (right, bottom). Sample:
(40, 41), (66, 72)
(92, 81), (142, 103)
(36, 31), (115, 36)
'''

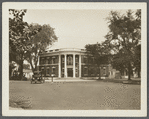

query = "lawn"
(9, 81), (141, 110)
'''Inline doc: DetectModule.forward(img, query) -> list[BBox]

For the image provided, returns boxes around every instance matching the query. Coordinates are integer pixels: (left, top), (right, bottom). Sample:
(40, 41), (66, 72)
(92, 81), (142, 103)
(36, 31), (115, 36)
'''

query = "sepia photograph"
(2, 2), (147, 117)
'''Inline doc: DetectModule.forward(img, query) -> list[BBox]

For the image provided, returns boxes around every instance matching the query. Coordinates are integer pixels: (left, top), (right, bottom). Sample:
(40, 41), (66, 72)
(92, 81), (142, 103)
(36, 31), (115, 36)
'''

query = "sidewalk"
(45, 77), (96, 83)
(10, 77), (141, 84)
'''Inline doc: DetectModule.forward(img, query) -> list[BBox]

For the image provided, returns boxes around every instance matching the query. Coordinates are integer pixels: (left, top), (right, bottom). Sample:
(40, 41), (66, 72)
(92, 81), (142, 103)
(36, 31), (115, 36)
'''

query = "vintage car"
(31, 71), (45, 84)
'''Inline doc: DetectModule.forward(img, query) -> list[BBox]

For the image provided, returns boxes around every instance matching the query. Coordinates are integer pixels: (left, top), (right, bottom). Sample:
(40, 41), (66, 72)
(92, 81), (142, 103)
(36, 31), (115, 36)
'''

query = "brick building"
(38, 48), (111, 78)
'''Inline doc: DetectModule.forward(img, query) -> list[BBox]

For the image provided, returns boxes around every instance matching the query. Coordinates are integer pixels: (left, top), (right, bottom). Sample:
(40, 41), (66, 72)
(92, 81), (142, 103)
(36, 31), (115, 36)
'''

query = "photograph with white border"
(2, 2), (147, 117)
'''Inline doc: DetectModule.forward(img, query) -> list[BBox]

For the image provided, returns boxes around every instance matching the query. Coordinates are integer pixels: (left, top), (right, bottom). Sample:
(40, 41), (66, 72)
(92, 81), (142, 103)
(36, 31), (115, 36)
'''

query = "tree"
(85, 42), (110, 79)
(9, 9), (28, 78)
(9, 9), (41, 78)
(134, 44), (141, 77)
(105, 9), (141, 80)
(24, 24), (58, 72)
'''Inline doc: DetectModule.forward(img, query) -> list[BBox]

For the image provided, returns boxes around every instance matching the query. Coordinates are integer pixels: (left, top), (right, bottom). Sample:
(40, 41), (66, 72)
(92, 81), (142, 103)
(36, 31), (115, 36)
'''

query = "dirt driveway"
(9, 81), (141, 110)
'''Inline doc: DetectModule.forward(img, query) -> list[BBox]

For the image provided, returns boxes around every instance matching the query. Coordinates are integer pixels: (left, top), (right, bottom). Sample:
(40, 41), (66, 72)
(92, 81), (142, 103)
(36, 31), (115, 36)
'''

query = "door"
(68, 68), (73, 77)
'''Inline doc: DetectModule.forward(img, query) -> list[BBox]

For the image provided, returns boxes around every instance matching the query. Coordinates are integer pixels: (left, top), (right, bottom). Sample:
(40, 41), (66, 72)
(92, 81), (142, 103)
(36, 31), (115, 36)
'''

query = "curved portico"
(38, 48), (86, 78)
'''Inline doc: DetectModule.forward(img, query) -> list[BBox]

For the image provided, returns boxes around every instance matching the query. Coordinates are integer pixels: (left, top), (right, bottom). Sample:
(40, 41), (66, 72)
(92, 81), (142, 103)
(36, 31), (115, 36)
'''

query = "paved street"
(9, 80), (140, 110)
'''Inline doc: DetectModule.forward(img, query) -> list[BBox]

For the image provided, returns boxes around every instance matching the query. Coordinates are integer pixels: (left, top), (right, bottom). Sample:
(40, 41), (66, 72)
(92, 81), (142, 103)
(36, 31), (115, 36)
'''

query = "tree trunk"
(128, 63), (131, 80)
(9, 65), (12, 78)
(28, 53), (35, 73)
(19, 59), (23, 80)
(98, 66), (101, 80)
(30, 58), (35, 73)
(34, 54), (39, 71)
(138, 66), (141, 78)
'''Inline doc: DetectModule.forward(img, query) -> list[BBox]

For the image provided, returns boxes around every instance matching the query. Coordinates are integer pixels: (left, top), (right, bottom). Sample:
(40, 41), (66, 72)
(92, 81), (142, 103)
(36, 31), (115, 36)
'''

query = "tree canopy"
(85, 10), (141, 80)
(105, 9), (141, 80)
(9, 9), (58, 78)
(85, 42), (110, 79)
(25, 23), (58, 72)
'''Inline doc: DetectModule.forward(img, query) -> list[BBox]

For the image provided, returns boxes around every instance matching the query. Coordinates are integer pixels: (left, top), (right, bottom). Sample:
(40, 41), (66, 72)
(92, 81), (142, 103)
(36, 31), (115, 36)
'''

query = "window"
(75, 62), (78, 67)
(75, 69), (78, 77)
(52, 57), (56, 64)
(46, 57), (49, 64)
(41, 67), (44, 76)
(75, 57), (79, 62)
(84, 67), (88, 74)
(48, 57), (51, 64)
(67, 56), (73, 65)
(46, 67), (50, 76)
(55, 49), (59, 51)
(81, 56), (84, 63)
(84, 56), (87, 63)
(62, 68), (64, 74)
(52, 67), (55, 74)
(76, 69), (78, 73)
(41, 58), (45, 64)
(62, 57), (64, 63)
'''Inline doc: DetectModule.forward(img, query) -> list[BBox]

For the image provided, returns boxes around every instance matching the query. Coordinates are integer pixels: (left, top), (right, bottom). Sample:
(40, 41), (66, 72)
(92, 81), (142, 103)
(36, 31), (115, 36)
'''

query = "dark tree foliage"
(9, 9), (41, 78)
(9, 9), (27, 78)
(9, 9), (58, 78)
(85, 42), (110, 79)
(134, 44), (141, 77)
(24, 23), (58, 72)
(105, 9), (141, 80)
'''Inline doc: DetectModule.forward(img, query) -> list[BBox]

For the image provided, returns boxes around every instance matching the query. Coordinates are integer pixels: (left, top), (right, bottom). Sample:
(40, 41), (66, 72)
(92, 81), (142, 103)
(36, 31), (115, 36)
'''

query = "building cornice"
(39, 48), (87, 57)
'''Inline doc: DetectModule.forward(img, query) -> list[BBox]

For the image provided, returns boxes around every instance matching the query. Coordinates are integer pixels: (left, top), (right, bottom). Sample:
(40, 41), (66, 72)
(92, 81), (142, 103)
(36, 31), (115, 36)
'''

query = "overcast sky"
(23, 9), (132, 49)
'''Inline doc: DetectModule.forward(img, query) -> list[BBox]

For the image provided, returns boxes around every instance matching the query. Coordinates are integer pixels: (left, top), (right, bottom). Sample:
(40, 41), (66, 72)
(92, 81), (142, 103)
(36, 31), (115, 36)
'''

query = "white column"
(79, 55), (81, 78)
(73, 54), (76, 78)
(59, 55), (61, 78)
(64, 54), (67, 78)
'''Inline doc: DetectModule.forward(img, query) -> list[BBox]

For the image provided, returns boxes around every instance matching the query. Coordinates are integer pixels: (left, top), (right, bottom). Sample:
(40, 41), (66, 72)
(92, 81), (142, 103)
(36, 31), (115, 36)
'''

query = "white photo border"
(2, 2), (147, 117)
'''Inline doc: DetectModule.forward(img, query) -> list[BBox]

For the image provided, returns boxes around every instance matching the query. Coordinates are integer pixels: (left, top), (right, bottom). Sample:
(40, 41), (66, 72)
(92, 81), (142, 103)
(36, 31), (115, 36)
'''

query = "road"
(9, 81), (140, 110)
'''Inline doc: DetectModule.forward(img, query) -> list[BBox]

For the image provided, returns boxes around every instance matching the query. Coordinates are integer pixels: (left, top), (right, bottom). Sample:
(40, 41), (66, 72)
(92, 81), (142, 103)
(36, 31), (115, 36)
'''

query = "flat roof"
(40, 48), (86, 55)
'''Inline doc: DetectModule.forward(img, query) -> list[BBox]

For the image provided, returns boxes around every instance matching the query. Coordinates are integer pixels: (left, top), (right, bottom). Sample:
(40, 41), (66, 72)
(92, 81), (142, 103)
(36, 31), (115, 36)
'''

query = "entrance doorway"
(68, 68), (73, 77)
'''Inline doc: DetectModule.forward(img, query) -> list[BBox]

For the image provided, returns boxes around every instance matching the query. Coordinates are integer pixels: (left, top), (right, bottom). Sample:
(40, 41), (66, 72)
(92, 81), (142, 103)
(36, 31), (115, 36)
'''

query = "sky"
(23, 9), (130, 49)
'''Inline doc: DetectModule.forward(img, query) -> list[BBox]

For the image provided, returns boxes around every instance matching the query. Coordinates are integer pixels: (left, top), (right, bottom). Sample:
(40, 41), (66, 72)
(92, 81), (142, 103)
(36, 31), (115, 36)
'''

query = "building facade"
(38, 48), (111, 78)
